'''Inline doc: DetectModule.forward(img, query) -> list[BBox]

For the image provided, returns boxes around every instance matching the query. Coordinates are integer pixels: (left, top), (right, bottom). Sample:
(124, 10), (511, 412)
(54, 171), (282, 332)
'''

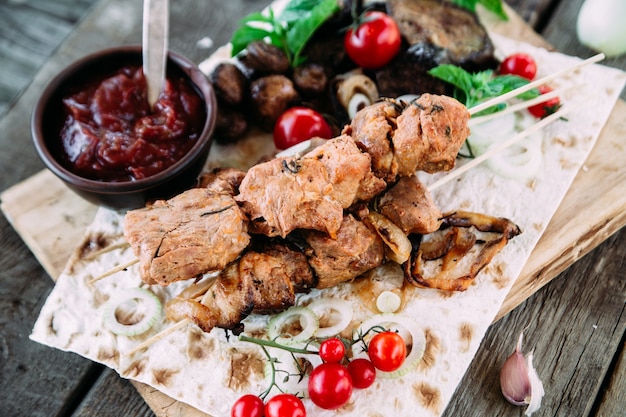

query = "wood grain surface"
(0, 1), (624, 417)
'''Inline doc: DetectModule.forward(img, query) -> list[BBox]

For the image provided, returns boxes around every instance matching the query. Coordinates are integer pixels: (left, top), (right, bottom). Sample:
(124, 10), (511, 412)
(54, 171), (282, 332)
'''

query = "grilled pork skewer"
(123, 94), (463, 286)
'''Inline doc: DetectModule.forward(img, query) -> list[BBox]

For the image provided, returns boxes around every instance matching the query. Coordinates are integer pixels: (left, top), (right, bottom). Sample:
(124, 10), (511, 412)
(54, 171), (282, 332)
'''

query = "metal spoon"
(142, 0), (169, 110)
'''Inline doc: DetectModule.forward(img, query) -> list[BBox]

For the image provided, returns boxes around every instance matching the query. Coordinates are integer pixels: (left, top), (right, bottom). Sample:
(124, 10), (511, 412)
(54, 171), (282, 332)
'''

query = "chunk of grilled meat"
(165, 264), (255, 333)
(196, 167), (246, 195)
(235, 135), (385, 238)
(300, 214), (385, 289)
(344, 94), (470, 181)
(166, 241), (315, 332)
(124, 187), (250, 285)
(377, 175), (442, 235)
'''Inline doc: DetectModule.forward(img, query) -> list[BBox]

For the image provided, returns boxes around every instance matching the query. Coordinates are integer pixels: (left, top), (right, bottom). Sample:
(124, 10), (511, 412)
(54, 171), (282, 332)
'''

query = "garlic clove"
(500, 331), (545, 416)
(525, 351), (545, 416)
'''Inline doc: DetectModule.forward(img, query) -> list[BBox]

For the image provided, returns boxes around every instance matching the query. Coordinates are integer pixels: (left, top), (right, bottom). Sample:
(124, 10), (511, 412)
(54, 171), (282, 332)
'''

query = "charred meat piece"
(377, 175), (442, 235)
(236, 136), (386, 238)
(393, 94), (470, 174)
(304, 134), (386, 207)
(239, 242), (316, 314)
(342, 100), (398, 182)
(165, 240), (315, 331)
(250, 75), (300, 131)
(210, 62), (249, 106)
(344, 94), (469, 181)
(197, 167), (246, 195)
(124, 188), (250, 285)
(235, 155), (344, 238)
(404, 211), (522, 291)
(165, 265), (255, 333)
(301, 214), (385, 289)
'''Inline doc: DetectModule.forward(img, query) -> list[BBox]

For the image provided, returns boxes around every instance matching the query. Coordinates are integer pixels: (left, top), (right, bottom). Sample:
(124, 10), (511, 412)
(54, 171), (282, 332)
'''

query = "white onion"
(102, 288), (162, 336)
(577, 0), (626, 57)
(306, 298), (353, 338)
(267, 306), (319, 344)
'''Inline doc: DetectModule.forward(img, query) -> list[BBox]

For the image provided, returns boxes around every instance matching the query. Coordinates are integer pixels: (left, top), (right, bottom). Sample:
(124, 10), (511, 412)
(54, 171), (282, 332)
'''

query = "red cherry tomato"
(273, 106), (332, 150)
(264, 394), (306, 417)
(307, 363), (353, 410)
(347, 358), (376, 389)
(527, 85), (561, 118)
(231, 394), (264, 417)
(499, 53), (537, 80)
(319, 338), (346, 363)
(344, 11), (402, 69)
(367, 331), (407, 372)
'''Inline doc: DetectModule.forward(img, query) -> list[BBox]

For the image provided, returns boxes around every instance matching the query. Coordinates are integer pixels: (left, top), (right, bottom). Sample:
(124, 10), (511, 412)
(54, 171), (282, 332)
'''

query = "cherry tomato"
(273, 106), (332, 150)
(499, 53), (537, 80)
(347, 358), (376, 389)
(344, 11), (402, 69)
(307, 363), (353, 410)
(231, 394), (264, 417)
(264, 394), (306, 417)
(367, 331), (406, 372)
(319, 338), (345, 363)
(527, 85), (561, 118)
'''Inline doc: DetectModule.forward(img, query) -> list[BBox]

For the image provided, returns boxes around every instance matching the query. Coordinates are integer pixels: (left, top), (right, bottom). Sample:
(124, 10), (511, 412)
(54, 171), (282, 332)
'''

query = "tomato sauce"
(58, 65), (205, 181)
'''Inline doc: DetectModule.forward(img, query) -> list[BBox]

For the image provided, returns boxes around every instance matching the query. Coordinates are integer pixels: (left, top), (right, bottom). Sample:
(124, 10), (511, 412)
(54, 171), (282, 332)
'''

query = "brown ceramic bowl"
(32, 45), (216, 210)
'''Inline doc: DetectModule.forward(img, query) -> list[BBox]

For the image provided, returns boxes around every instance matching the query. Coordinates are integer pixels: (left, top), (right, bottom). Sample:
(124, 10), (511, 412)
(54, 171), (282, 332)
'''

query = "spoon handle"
(142, 0), (169, 109)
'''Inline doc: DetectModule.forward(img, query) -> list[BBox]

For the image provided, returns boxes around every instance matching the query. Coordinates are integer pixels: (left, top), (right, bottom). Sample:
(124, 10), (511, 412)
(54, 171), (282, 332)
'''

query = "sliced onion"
(102, 288), (162, 336)
(306, 298), (353, 338)
(376, 291), (402, 313)
(367, 212), (411, 264)
(352, 314), (427, 379)
(468, 112), (517, 154)
(267, 306), (319, 345)
(485, 133), (542, 180)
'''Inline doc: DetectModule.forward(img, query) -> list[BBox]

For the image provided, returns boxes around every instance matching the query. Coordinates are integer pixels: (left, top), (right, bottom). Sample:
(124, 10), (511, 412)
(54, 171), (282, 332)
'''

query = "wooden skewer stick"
(468, 53), (604, 116)
(428, 104), (574, 192)
(468, 85), (574, 127)
(124, 318), (191, 357)
(82, 241), (130, 261)
(88, 258), (139, 284)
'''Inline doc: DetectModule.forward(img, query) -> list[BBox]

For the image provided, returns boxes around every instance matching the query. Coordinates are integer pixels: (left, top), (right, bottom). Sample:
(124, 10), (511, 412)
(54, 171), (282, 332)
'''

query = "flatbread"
(31, 17), (625, 417)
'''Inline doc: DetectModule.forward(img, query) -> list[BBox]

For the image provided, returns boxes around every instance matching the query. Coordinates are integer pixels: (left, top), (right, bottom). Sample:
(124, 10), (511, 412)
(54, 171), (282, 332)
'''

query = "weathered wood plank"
(444, 227), (626, 417)
(0, 0), (98, 117)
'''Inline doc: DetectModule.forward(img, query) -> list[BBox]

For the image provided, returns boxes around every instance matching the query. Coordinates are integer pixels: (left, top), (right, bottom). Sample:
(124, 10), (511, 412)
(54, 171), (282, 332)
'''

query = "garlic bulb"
(500, 331), (545, 416)
(576, 0), (626, 57)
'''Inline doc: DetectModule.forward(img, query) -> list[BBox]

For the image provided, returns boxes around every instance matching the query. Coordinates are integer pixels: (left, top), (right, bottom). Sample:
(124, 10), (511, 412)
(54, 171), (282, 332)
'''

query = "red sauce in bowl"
(59, 65), (205, 181)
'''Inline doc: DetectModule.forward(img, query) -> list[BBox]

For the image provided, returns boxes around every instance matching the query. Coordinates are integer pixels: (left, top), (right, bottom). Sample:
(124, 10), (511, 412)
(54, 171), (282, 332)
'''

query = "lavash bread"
(31, 33), (625, 417)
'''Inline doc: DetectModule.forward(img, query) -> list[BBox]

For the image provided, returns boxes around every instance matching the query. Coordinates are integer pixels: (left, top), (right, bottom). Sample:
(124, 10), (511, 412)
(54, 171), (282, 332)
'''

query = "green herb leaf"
(451, 0), (508, 21)
(229, 0), (339, 67)
(285, 0), (339, 66)
(429, 64), (539, 114)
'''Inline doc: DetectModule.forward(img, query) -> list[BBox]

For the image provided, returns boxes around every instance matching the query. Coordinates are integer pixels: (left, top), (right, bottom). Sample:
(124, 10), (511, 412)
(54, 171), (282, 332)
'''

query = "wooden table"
(0, 1), (624, 416)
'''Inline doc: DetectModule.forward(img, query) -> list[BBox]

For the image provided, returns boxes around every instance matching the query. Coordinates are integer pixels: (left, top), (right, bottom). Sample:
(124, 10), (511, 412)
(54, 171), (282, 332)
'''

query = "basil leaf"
(286, 0), (339, 66)
(229, 0), (339, 67)
(231, 25), (274, 57)
(429, 64), (538, 114)
(450, 0), (508, 21)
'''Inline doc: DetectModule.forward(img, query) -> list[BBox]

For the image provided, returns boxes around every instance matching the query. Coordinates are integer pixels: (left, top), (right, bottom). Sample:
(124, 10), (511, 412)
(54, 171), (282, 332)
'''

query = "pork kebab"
(122, 94), (521, 334)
